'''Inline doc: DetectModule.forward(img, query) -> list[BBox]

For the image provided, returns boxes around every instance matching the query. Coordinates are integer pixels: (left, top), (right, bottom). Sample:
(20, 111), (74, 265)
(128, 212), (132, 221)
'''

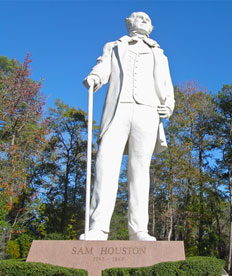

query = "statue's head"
(125, 12), (154, 37)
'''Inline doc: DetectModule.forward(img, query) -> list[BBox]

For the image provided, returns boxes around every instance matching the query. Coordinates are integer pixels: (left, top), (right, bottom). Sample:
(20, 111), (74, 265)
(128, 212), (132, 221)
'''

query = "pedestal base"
(27, 240), (185, 276)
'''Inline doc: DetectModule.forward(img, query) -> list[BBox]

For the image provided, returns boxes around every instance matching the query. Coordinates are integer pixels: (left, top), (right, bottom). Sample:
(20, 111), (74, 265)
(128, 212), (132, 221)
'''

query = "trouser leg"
(89, 103), (132, 233)
(127, 104), (159, 235)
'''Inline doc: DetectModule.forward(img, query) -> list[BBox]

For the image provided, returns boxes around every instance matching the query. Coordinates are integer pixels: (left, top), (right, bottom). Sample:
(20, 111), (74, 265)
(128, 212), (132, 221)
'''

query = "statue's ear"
(125, 17), (131, 30)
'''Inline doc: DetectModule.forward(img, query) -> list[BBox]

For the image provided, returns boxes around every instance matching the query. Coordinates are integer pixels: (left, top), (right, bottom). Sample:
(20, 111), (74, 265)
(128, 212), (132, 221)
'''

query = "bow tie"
(129, 36), (159, 48)
(118, 35), (160, 48)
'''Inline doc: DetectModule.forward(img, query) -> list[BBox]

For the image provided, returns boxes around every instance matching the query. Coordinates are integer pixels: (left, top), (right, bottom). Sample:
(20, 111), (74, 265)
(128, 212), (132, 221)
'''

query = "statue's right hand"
(84, 75), (100, 89)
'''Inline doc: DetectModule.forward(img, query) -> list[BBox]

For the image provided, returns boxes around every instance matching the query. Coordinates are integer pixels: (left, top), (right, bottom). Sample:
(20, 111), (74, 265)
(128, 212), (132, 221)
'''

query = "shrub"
(43, 233), (65, 240)
(17, 233), (34, 258)
(103, 256), (225, 276)
(0, 259), (87, 276)
(7, 240), (20, 259)
(177, 257), (225, 276)
(6, 234), (35, 259)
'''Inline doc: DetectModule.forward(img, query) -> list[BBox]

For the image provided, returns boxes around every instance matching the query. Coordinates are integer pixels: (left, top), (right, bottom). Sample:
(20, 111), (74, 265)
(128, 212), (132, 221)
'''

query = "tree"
(149, 81), (226, 257)
(33, 99), (98, 238)
(0, 55), (48, 258)
(109, 158), (129, 240)
(214, 85), (232, 273)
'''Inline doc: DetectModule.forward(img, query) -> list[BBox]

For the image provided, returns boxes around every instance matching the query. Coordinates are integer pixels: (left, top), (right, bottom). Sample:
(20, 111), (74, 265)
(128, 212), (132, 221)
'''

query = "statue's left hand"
(157, 105), (172, 119)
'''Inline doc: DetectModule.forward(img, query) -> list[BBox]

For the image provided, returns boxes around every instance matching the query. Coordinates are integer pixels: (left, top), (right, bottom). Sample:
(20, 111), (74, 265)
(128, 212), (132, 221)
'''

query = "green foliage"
(103, 268), (131, 276)
(180, 257), (225, 275)
(33, 99), (96, 237)
(0, 56), (19, 75)
(43, 233), (65, 240)
(109, 178), (129, 240)
(7, 240), (20, 259)
(103, 257), (225, 276)
(0, 259), (87, 275)
(7, 233), (34, 259)
(149, 82), (230, 259)
(16, 233), (34, 258)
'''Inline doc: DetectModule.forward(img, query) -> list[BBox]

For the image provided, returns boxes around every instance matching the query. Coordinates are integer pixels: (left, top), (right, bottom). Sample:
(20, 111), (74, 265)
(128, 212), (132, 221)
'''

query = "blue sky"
(1, 0), (232, 124)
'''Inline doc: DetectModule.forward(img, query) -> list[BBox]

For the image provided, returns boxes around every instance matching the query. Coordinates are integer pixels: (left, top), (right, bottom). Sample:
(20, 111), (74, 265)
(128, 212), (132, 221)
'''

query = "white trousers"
(89, 103), (160, 234)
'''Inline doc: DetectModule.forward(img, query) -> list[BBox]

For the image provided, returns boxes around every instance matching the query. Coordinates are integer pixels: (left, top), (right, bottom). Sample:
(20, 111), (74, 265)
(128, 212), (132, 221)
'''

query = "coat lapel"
(117, 36), (129, 71)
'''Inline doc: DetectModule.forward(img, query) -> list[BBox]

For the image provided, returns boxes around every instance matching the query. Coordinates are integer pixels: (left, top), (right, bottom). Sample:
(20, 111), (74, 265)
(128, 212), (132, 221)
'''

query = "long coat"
(84, 35), (175, 154)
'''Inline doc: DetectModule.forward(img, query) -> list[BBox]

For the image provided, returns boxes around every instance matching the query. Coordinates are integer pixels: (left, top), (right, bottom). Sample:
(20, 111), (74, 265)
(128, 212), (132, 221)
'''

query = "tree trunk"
(198, 144), (204, 255)
(152, 199), (155, 236)
(60, 155), (70, 232)
(228, 165), (232, 274)
(168, 185), (173, 241)
(168, 213), (173, 241)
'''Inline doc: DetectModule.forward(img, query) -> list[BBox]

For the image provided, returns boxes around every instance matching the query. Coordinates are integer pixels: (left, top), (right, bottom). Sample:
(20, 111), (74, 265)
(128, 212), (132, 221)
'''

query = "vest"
(120, 39), (160, 107)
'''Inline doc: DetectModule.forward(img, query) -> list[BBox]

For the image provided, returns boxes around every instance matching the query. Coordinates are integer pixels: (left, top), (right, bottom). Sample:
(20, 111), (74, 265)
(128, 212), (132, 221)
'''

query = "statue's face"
(132, 12), (152, 35)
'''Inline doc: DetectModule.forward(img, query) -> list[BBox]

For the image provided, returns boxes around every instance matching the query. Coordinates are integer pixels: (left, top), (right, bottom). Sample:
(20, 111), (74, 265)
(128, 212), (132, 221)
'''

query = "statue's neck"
(128, 31), (149, 40)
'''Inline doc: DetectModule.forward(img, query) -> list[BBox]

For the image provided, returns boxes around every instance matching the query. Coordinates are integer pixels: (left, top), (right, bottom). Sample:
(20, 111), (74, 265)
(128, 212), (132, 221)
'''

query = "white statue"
(80, 12), (175, 241)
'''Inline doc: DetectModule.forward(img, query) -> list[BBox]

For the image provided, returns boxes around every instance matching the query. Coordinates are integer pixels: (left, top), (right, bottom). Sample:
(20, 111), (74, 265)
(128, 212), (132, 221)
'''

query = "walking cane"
(84, 83), (94, 240)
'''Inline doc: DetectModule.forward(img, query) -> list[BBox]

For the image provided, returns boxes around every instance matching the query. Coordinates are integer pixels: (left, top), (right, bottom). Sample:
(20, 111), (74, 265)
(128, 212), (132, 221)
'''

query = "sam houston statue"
(80, 12), (175, 241)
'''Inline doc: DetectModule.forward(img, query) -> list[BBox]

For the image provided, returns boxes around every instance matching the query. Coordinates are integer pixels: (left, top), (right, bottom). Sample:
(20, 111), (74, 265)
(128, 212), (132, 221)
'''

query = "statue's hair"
(125, 12), (154, 35)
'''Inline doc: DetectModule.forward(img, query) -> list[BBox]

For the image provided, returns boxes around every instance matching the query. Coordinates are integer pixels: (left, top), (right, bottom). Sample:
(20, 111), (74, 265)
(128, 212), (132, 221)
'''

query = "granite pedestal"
(27, 240), (185, 276)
